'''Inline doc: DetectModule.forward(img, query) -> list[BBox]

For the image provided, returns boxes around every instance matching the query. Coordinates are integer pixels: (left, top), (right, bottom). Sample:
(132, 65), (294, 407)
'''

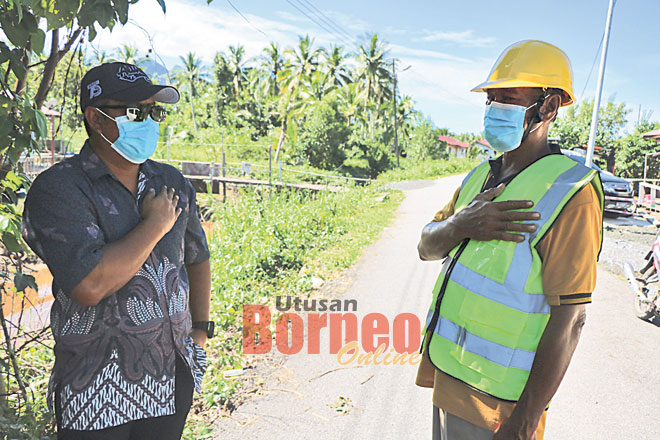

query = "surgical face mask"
(483, 101), (541, 153)
(95, 108), (160, 164)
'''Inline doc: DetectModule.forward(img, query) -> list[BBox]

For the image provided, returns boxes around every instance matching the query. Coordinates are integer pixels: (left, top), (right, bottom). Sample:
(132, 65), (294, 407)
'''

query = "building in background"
(475, 138), (496, 159)
(438, 135), (472, 158)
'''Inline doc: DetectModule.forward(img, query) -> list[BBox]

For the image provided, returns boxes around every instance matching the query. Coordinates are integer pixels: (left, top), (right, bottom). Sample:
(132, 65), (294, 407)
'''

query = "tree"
(408, 117), (445, 160)
(228, 45), (246, 102)
(323, 45), (351, 87)
(550, 98), (630, 171)
(292, 97), (350, 170)
(614, 120), (660, 179)
(175, 52), (203, 131)
(276, 35), (323, 151)
(260, 43), (284, 97)
(355, 34), (392, 141)
(117, 44), (142, 65)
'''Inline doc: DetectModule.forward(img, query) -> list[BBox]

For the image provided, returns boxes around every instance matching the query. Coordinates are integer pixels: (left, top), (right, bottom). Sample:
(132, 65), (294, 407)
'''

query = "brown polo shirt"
(416, 176), (602, 437)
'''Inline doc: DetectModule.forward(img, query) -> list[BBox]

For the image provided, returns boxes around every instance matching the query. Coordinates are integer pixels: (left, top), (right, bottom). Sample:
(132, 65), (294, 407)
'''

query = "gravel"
(599, 214), (657, 276)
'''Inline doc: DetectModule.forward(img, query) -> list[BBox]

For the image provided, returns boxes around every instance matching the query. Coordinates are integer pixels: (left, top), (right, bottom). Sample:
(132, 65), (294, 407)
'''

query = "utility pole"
(585, 0), (615, 168)
(392, 60), (399, 168)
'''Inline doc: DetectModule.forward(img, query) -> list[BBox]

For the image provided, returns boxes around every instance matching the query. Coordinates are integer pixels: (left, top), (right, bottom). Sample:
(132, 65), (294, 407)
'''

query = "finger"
(476, 183), (506, 202)
(498, 210), (541, 221)
(168, 187), (176, 199)
(159, 185), (168, 197)
(144, 188), (156, 200)
(493, 200), (535, 211)
(490, 231), (527, 242)
(172, 195), (180, 206)
(174, 207), (182, 219)
(496, 221), (538, 233)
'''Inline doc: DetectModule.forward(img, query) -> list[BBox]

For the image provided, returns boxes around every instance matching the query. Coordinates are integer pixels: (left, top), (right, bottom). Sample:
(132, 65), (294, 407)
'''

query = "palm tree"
(117, 44), (142, 66)
(176, 52), (203, 131)
(260, 43), (284, 97)
(336, 83), (365, 129)
(356, 34), (393, 140)
(324, 45), (352, 87)
(356, 34), (392, 106)
(228, 45), (246, 102)
(276, 35), (324, 153)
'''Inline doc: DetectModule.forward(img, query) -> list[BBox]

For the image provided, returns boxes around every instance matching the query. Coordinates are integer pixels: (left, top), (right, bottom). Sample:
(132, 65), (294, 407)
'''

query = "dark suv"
(562, 150), (635, 216)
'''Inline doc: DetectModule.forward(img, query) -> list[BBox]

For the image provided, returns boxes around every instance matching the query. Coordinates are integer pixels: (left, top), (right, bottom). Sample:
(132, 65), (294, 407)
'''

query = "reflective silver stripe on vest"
(509, 163), (596, 284)
(434, 315), (536, 371)
(445, 162), (594, 315)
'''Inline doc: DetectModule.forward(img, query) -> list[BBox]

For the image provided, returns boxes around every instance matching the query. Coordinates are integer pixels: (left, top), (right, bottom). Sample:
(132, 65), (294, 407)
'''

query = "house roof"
(438, 135), (472, 149)
(642, 128), (660, 140)
(476, 138), (491, 148)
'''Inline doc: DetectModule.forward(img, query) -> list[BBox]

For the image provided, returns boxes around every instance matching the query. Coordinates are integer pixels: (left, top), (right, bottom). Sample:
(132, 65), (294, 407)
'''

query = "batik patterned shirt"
(21, 141), (211, 430)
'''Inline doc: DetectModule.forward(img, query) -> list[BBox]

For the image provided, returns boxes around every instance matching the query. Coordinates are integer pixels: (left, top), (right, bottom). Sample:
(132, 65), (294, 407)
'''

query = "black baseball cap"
(80, 62), (180, 112)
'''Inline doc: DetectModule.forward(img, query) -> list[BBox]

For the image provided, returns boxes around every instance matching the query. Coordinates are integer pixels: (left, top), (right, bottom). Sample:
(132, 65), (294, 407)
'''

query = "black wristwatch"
(192, 321), (215, 339)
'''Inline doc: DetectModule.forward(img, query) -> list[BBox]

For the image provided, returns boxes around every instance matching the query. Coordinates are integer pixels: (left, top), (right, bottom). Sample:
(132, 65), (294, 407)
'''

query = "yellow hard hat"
(471, 40), (575, 106)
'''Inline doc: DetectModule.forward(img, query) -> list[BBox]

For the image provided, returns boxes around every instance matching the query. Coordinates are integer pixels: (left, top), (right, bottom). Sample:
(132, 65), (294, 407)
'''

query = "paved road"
(213, 174), (660, 440)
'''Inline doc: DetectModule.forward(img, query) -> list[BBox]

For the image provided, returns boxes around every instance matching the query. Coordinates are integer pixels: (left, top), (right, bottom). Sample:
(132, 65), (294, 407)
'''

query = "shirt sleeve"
(432, 187), (461, 223)
(183, 179), (210, 265)
(21, 171), (105, 296)
(536, 182), (602, 306)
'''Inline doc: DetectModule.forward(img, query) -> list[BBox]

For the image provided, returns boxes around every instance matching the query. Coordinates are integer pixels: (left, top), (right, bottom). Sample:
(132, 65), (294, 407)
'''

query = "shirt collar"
(79, 140), (160, 181)
(487, 142), (562, 186)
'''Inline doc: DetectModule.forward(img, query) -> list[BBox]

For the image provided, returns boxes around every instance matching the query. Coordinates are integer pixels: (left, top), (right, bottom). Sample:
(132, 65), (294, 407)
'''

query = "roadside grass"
(376, 157), (478, 183)
(3, 155), (470, 439)
(182, 185), (402, 439)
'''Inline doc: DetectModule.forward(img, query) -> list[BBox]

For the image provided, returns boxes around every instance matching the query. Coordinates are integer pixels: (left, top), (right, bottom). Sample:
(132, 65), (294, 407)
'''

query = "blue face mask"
(483, 101), (539, 153)
(96, 108), (160, 164)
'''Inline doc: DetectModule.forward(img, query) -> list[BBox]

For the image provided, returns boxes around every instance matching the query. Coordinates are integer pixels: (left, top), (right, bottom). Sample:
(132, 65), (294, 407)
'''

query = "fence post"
(221, 134), (226, 203)
(167, 127), (172, 161)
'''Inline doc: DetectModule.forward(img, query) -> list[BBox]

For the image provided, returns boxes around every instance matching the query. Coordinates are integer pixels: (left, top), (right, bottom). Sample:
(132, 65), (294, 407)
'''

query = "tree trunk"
(34, 29), (61, 110)
(14, 40), (32, 96)
(275, 115), (287, 162)
(34, 28), (83, 110)
(190, 92), (198, 132)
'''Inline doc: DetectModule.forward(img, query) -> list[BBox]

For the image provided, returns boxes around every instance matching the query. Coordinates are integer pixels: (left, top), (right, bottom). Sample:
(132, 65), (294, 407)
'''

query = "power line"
(298, 0), (355, 44)
(578, 32), (604, 103)
(285, 0), (353, 48)
(226, 0), (268, 37)
(579, 0), (618, 104)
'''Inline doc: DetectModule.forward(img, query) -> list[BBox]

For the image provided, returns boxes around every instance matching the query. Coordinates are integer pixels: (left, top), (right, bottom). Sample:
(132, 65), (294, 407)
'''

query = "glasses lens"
(149, 105), (167, 123)
(126, 108), (140, 121)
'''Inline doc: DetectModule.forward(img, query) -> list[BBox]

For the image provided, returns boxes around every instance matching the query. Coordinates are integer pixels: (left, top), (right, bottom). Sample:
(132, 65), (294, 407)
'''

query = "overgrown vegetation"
(1, 183), (405, 439)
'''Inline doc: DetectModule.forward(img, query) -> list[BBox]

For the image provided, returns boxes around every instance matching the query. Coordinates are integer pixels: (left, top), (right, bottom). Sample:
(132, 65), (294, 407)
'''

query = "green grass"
(3, 153), (472, 439)
(376, 157), (478, 183)
(182, 185), (403, 438)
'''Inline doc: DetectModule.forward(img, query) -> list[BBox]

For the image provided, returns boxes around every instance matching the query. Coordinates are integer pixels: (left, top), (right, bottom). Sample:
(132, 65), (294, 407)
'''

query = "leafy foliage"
(549, 98), (630, 170)
(614, 120), (660, 179)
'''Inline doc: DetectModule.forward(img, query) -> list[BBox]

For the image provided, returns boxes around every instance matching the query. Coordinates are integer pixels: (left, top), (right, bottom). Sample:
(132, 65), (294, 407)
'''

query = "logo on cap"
(87, 80), (102, 100)
(116, 65), (150, 83)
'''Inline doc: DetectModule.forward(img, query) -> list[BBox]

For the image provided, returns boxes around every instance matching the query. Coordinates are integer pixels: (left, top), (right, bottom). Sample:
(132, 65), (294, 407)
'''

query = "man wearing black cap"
(21, 62), (213, 439)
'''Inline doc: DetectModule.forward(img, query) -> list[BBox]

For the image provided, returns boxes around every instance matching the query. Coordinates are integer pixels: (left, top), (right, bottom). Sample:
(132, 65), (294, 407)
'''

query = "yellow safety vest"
(422, 154), (603, 401)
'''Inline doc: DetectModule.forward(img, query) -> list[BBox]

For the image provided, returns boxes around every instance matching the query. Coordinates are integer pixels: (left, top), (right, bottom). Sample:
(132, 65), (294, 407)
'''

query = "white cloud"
(89, 0), (324, 69)
(85, 0), (490, 132)
(390, 44), (471, 63)
(417, 30), (496, 47)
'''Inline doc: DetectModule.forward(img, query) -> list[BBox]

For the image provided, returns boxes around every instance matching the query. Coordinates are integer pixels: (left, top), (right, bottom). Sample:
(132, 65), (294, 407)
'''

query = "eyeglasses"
(99, 104), (168, 123)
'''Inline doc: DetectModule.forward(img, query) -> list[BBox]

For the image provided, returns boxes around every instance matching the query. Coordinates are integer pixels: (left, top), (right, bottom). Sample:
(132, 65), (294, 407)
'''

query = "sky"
(84, 0), (660, 135)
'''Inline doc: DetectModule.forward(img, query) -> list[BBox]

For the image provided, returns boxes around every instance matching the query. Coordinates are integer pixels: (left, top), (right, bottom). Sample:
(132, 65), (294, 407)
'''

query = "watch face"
(207, 321), (215, 338)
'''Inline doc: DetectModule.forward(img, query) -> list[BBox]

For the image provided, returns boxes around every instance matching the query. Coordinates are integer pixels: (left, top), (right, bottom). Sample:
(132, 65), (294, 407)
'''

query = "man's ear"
(84, 107), (103, 134)
(540, 95), (561, 122)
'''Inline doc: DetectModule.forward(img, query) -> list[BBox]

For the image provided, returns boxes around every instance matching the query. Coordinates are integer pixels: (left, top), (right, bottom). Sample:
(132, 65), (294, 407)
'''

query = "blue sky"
(89, 0), (660, 134)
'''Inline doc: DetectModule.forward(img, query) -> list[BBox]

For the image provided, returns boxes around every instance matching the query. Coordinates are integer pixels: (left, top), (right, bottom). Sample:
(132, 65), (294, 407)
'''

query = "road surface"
(213, 173), (660, 440)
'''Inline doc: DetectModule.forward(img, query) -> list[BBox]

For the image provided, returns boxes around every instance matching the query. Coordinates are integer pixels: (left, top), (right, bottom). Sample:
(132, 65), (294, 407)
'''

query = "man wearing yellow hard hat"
(416, 40), (604, 439)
